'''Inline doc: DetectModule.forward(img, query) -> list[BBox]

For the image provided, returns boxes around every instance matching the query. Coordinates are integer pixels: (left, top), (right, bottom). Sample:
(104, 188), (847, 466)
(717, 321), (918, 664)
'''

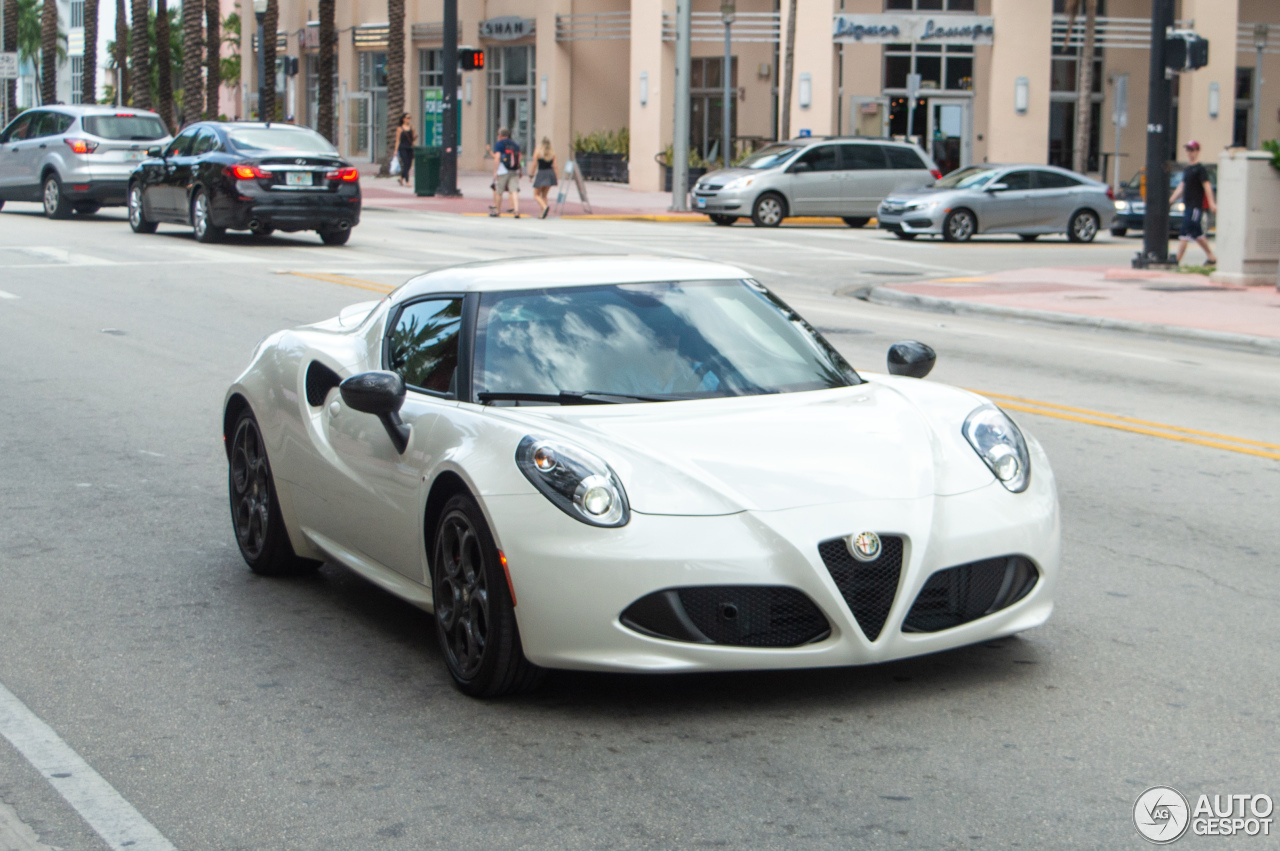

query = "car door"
(836, 143), (894, 215)
(8, 111), (52, 199)
(1032, 170), (1084, 231)
(884, 144), (937, 193)
(179, 127), (221, 214)
(0, 113), (35, 194)
(151, 128), (199, 218)
(321, 296), (465, 579)
(785, 144), (842, 215)
(977, 169), (1036, 232)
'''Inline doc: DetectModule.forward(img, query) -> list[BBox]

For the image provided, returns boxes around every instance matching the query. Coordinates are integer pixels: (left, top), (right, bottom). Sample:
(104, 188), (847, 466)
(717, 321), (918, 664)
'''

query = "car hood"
(695, 167), (758, 184)
(883, 186), (965, 204)
(489, 381), (996, 515)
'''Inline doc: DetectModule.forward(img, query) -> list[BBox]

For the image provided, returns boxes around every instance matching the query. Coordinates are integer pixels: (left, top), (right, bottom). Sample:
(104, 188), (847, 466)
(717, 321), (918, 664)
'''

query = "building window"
(486, 45), (536, 155)
(885, 0), (975, 11)
(1047, 0), (1106, 172)
(690, 56), (738, 163)
(304, 54), (338, 131)
(419, 48), (443, 90)
(352, 52), (388, 159)
(884, 44), (972, 93)
(70, 55), (83, 104)
(1233, 67), (1253, 148)
(70, 0), (84, 29)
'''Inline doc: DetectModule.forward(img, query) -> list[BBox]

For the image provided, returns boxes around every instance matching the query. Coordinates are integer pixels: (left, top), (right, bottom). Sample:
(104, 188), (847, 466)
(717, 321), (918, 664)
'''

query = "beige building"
(243, 0), (1280, 192)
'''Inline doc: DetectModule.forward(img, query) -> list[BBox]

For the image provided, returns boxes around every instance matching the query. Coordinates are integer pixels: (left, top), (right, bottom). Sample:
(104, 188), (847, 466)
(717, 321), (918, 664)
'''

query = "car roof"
(396, 256), (753, 300)
(29, 105), (162, 117)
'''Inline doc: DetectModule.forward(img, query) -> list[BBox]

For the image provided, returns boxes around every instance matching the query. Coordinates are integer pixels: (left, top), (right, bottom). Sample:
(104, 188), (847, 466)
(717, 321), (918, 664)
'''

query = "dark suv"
(1111, 163), (1217, 237)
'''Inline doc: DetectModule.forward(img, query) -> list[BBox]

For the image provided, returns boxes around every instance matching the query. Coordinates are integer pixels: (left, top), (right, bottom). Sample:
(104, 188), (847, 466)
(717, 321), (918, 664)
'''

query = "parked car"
(1110, 163), (1217, 237)
(0, 105), (170, 219)
(877, 164), (1115, 243)
(692, 137), (941, 228)
(128, 121), (361, 245)
(223, 256), (1059, 697)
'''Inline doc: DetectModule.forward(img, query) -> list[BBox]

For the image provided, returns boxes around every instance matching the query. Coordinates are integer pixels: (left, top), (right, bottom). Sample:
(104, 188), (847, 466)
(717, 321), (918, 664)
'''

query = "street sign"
(0, 52), (18, 80)
(1112, 74), (1128, 128)
(422, 87), (444, 146)
(906, 73), (922, 99)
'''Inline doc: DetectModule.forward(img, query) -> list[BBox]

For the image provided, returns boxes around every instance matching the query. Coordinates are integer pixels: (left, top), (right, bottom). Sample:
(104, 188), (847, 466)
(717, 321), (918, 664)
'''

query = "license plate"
(696, 197), (706, 209)
(286, 171), (312, 187)
(123, 151), (145, 162)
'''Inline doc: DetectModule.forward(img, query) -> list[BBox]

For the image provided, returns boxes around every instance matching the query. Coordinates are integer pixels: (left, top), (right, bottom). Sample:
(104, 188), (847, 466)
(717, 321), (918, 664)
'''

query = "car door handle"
(38, 143), (47, 148)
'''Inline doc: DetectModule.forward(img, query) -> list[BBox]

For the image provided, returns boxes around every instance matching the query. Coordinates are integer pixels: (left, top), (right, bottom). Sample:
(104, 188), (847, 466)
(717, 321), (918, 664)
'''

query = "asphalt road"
(0, 202), (1276, 851)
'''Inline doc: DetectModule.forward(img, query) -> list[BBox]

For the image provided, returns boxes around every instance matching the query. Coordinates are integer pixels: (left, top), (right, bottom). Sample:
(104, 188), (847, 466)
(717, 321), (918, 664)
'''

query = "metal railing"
(1237, 22), (1280, 55)
(410, 22), (462, 42)
(556, 12), (630, 42)
(1050, 15), (1192, 50)
(664, 11), (781, 44)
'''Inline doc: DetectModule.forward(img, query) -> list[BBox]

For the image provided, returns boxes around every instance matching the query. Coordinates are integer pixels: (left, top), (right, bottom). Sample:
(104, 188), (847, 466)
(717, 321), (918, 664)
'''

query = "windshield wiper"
(477, 390), (678, 406)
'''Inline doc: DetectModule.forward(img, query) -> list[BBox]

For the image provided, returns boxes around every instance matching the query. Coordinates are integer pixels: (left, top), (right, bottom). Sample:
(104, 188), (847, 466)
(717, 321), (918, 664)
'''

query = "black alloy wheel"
(42, 175), (72, 219)
(192, 190), (225, 243)
(1068, 209), (1099, 243)
(894, 230), (918, 240)
(751, 193), (786, 227)
(943, 209), (976, 242)
(432, 493), (540, 697)
(228, 410), (319, 576)
(318, 226), (350, 246)
(842, 216), (870, 228)
(709, 214), (738, 226)
(128, 183), (158, 234)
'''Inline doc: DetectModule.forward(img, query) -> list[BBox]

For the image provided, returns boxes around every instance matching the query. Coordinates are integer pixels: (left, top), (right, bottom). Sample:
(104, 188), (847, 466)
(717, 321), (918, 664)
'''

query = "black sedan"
(127, 121), (361, 245)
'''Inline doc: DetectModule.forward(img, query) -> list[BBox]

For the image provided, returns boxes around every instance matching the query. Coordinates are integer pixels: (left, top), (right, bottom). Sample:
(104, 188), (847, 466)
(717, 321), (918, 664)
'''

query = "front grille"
(906, 218), (934, 228)
(620, 586), (830, 647)
(699, 183), (723, 191)
(880, 204), (906, 215)
(818, 535), (904, 642)
(902, 556), (1039, 633)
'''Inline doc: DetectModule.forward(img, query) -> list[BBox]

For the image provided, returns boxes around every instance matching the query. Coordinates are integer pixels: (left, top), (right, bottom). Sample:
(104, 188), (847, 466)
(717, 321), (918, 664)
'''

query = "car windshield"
(738, 145), (802, 170)
(934, 165), (998, 189)
(227, 127), (337, 154)
(474, 280), (861, 402)
(82, 115), (169, 140)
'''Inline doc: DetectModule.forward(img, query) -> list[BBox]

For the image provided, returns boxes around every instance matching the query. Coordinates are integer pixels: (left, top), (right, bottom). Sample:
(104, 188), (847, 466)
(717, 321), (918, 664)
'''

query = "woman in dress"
(393, 113), (415, 187)
(529, 138), (558, 218)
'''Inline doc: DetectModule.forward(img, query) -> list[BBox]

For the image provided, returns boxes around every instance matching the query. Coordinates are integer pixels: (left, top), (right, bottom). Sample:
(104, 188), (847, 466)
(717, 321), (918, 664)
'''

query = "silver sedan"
(876, 164), (1115, 243)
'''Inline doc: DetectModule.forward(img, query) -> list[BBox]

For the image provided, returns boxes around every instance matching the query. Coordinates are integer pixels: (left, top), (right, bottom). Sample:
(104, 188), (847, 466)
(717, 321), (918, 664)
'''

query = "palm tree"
(155, 0), (173, 127)
(114, 0), (128, 103)
(259, 0), (276, 120)
(780, 0), (796, 140)
(3, 0), (17, 116)
(39, 0), (56, 103)
(204, 0), (220, 117)
(130, 0), (149, 108)
(81, 0), (97, 104)
(381, 0), (404, 175)
(181, 0), (203, 122)
(1063, 0), (1098, 175)
(316, 0), (334, 142)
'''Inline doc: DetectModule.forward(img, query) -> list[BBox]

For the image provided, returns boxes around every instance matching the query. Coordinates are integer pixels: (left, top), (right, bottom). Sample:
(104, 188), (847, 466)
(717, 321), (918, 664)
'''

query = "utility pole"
(671, 0), (691, 210)
(438, 0), (460, 196)
(1251, 24), (1268, 150)
(1137, 0), (1174, 268)
(722, 2), (734, 170)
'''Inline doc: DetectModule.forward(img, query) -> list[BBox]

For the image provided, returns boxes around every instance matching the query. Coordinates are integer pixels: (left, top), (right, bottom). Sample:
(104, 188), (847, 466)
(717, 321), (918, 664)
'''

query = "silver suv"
(692, 137), (940, 228)
(0, 105), (171, 219)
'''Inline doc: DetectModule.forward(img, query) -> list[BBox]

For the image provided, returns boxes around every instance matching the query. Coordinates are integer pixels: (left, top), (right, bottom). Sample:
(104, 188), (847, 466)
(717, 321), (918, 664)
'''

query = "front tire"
(228, 409), (320, 576)
(943, 208), (976, 242)
(709, 214), (738, 226)
(128, 183), (158, 233)
(192, 190), (224, 243)
(432, 493), (540, 697)
(751, 192), (786, 227)
(1068, 209), (1099, 243)
(42, 175), (72, 220)
(842, 216), (870, 228)
(318, 226), (351, 245)
(1110, 226), (1127, 237)
(894, 230), (918, 240)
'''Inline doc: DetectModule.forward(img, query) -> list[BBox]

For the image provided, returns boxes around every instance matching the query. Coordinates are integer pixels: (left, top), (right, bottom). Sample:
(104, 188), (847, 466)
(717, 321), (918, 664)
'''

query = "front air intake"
(902, 556), (1039, 633)
(621, 586), (830, 647)
(817, 535), (905, 642)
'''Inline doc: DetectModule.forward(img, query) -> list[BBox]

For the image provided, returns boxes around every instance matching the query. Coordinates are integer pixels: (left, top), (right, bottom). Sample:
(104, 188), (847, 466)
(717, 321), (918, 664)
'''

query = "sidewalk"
(857, 266), (1280, 355)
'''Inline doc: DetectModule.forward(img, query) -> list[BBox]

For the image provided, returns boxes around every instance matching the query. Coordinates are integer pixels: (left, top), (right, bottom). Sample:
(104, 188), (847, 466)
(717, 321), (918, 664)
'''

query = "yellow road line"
(280, 270), (396, 294)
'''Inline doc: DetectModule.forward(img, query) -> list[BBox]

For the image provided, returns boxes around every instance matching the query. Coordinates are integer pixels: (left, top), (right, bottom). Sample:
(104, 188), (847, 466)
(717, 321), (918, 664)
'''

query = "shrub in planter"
(574, 128), (630, 182)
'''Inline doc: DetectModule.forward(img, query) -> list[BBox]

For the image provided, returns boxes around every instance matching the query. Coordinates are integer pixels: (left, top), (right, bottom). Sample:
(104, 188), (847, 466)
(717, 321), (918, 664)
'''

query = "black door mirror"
(887, 341), (936, 378)
(340, 371), (410, 453)
(985, 182), (1009, 193)
(147, 146), (162, 158)
(789, 161), (812, 174)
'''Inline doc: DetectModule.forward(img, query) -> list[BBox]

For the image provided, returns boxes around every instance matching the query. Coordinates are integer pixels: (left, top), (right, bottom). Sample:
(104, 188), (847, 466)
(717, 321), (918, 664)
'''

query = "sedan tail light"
(226, 164), (267, 180)
(326, 167), (360, 182)
(930, 169), (943, 180)
(64, 138), (99, 154)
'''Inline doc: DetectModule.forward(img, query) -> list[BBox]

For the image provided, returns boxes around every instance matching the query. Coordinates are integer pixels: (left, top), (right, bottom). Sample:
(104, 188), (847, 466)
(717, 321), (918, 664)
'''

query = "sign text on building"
(833, 14), (994, 45)
(479, 16), (535, 41)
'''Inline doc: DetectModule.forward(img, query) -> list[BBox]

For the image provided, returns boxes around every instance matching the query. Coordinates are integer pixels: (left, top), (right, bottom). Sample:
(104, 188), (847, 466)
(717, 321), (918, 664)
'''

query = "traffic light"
(458, 49), (485, 71)
(1165, 31), (1209, 71)
(284, 56), (300, 77)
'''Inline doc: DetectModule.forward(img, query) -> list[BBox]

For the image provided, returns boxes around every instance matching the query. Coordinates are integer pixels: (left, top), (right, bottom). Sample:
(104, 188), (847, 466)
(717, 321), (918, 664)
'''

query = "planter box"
(574, 152), (629, 183)
(664, 165), (708, 193)
(1210, 149), (1280, 287)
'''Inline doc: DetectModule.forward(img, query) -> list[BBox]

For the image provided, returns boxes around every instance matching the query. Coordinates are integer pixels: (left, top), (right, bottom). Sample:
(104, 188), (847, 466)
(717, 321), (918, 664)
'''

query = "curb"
(851, 285), (1280, 357)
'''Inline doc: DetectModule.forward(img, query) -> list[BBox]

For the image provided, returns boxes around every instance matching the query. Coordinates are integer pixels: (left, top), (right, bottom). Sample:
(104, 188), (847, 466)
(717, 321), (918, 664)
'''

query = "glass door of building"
(500, 93), (533, 158)
(347, 92), (372, 160)
(926, 97), (971, 175)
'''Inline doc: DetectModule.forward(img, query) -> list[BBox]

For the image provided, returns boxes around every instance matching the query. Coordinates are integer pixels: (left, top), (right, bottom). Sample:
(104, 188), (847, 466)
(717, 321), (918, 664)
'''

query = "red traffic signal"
(459, 49), (485, 71)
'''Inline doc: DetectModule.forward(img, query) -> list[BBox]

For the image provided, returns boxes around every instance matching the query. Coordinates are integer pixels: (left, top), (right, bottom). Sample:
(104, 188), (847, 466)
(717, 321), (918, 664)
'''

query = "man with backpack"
(490, 128), (522, 218)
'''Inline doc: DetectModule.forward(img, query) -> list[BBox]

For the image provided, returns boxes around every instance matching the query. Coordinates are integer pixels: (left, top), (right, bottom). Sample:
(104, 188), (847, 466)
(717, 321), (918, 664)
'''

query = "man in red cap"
(1169, 140), (1217, 266)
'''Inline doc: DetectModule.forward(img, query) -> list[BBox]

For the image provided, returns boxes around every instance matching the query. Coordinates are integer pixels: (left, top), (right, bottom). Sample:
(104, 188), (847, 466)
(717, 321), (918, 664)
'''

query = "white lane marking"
(13, 247), (117, 265)
(0, 681), (177, 851)
(0, 799), (55, 851)
(0, 290), (18, 300)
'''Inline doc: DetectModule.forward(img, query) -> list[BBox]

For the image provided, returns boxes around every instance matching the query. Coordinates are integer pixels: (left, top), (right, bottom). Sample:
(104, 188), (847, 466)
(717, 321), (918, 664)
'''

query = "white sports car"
(224, 256), (1059, 697)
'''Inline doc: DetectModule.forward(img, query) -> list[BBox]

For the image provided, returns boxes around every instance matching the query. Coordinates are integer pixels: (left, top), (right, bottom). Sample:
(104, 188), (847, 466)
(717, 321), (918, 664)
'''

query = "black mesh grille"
(818, 535), (904, 642)
(305, 360), (341, 407)
(903, 556), (1039, 633)
(621, 586), (830, 648)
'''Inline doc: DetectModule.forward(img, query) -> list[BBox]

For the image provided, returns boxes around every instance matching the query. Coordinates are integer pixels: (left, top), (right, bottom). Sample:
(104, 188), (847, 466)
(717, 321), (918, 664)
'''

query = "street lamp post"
(1137, 0), (1175, 268)
(254, 0), (267, 120)
(1251, 24), (1268, 150)
(722, 1), (734, 170)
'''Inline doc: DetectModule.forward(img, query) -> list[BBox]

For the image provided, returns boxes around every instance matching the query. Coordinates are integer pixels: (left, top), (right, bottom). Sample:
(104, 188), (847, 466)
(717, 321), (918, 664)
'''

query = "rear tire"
(432, 493), (541, 698)
(228, 409), (320, 577)
(1067, 209), (1099, 243)
(751, 192), (786, 227)
(128, 182), (158, 234)
(42, 175), (72, 220)
(1110, 226), (1127, 237)
(842, 216), (870, 228)
(318, 226), (351, 245)
(942, 209), (976, 242)
(709, 214), (738, 226)
(192, 190), (224, 243)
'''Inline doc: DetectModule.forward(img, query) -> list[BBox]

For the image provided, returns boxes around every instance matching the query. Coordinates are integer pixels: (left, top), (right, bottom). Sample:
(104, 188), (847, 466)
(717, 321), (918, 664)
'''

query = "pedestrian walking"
(1170, 140), (1217, 267)
(393, 113), (416, 187)
(490, 128), (522, 218)
(529, 138), (558, 219)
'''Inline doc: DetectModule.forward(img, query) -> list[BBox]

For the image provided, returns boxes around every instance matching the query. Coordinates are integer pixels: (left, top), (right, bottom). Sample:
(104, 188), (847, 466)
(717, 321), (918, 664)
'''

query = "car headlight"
(906, 201), (938, 213)
(723, 176), (755, 191)
(1172, 202), (1185, 213)
(962, 406), (1031, 493)
(515, 435), (630, 527)
(1114, 199), (1131, 212)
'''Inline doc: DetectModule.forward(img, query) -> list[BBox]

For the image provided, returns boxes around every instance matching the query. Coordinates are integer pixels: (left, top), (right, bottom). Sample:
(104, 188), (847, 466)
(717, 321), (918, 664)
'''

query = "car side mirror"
(147, 146), (162, 158)
(986, 182), (1009, 193)
(340, 371), (410, 453)
(887, 341), (936, 378)
(789, 161), (812, 174)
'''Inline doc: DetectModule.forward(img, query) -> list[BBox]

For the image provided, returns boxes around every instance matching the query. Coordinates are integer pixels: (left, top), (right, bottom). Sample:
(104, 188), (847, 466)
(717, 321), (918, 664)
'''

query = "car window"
(82, 114), (169, 140)
(885, 146), (927, 170)
(999, 171), (1034, 190)
(1035, 171), (1081, 189)
(0, 113), (33, 142)
(739, 144), (802, 170)
(22, 112), (50, 138)
(227, 127), (337, 154)
(839, 144), (888, 170)
(190, 128), (220, 155)
(52, 114), (74, 135)
(387, 298), (463, 396)
(792, 145), (839, 173)
(935, 165), (998, 189)
(164, 128), (199, 158)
